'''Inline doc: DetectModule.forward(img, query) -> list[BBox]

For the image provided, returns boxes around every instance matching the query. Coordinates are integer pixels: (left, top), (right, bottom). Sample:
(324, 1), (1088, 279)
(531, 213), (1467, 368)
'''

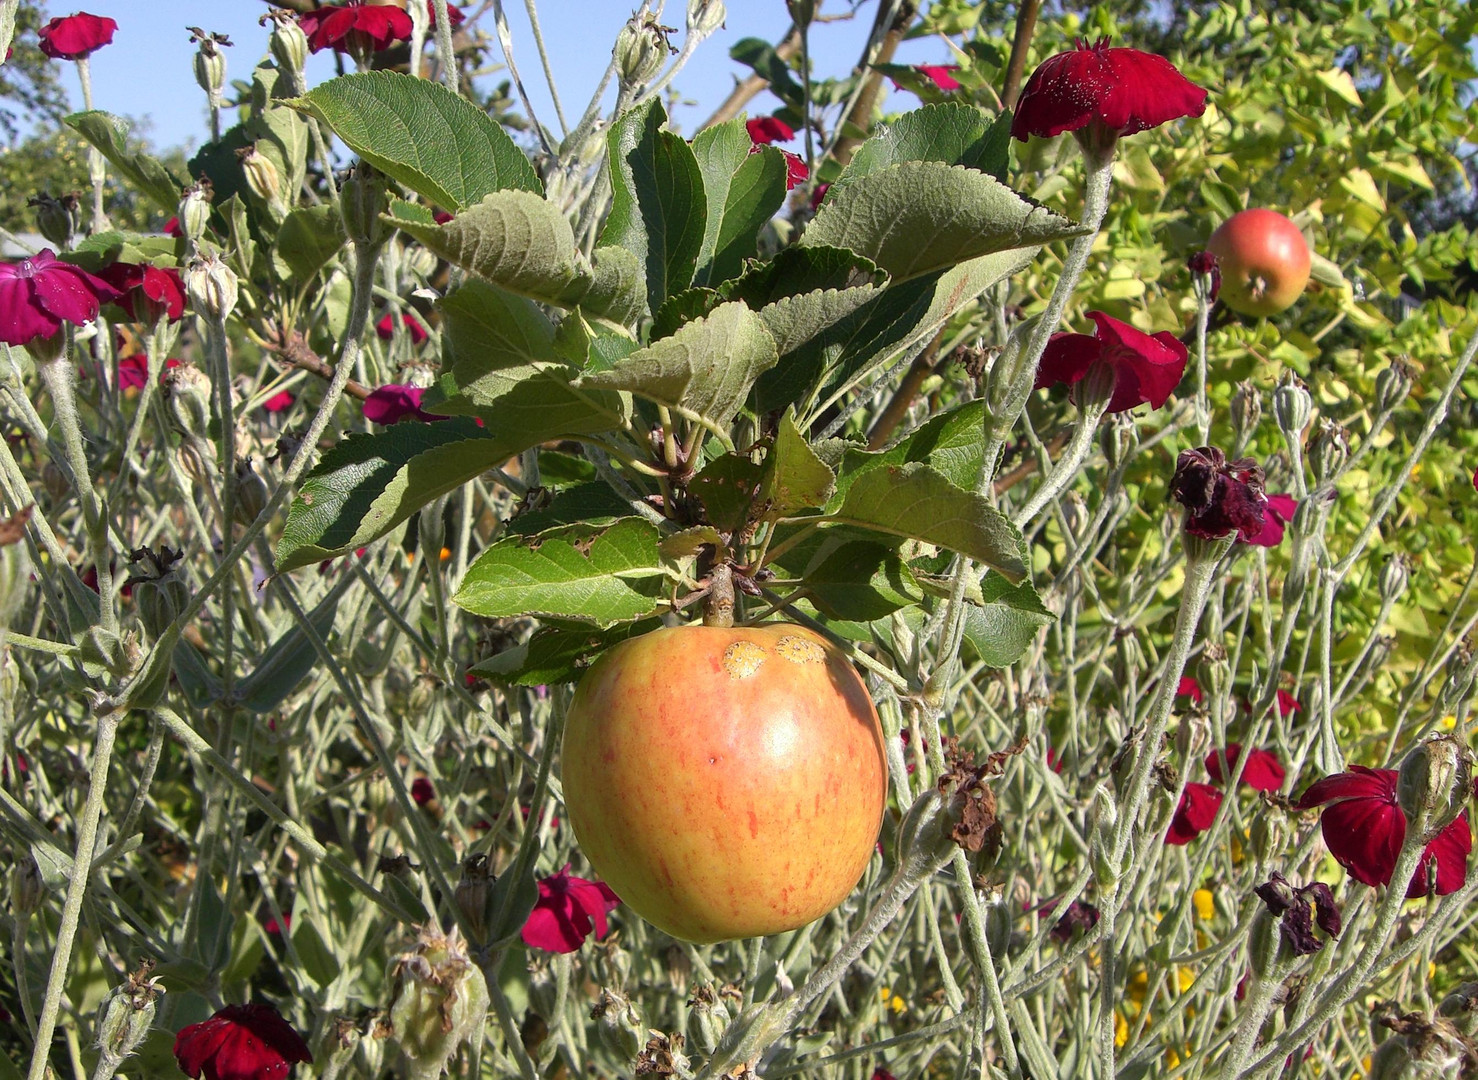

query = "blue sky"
(28, 1), (954, 153)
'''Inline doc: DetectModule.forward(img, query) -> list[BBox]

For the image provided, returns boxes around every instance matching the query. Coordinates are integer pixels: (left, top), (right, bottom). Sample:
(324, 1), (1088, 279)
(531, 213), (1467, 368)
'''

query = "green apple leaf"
(454, 517), (667, 626)
(960, 576), (1056, 668)
(804, 541), (922, 621)
(760, 407), (835, 519)
(65, 110), (188, 214)
(834, 102), (1013, 192)
(690, 119), (788, 287)
(801, 160), (1084, 283)
(289, 70), (540, 208)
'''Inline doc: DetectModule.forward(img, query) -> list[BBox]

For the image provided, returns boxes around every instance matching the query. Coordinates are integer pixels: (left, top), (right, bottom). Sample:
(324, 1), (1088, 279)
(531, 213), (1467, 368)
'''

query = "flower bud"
(1439, 639), (1478, 716)
(1272, 370), (1311, 440)
(127, 546), (190, 639)
(42, 461), (69, 504)
(1248, 803), (1286, 865)
(687, 0), (726, 37)
(453, 853), (492, 943)
(386, 926), (490, 1080)
(0, 515), (32, 629)
(1089, 784), (1121, 892)
(614, 17), (671, 89)
(1098, 412), (1137, 471)
(1396, 734), (1473, 841)
(11, 853), (43, 917)
(1187, 250), (1220, 303)
(1228, 379), (1262, 455)
(163, 363), (213, 440)
(785, 0), (817, 29)
(1375, 356), (1414, 415)
(686, 985), (729, 1054)
(26, 330), (66, 365)
(1378, 554), (1409, 605)
(95, 961), (163, 1070)
(232, 458), (270, 526)
(1246, 906), (1281, 981)
(663, 944), (691, 995)
(1306, 418), (1349, 485)
(238, 143), (286, 216)
(264, 10), (309, 92)
(592, 988), (645, 1062)
(29, 192), (80, 249)
(1439, 982), (1478, 1038)
(189, 28), (230, 101)
(340, 163), (394, 250)
(178, 180), (213, 245)
(983, 891), (1013, 961)
(185, 254), (239, 320)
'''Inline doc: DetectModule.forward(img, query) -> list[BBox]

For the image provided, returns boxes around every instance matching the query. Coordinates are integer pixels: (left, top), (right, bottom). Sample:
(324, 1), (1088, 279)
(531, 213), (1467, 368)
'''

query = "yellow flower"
(1177, 967), (1196, 994)
(1193, 889), (1215, 921)
(1116, 1012), (1129, 1048)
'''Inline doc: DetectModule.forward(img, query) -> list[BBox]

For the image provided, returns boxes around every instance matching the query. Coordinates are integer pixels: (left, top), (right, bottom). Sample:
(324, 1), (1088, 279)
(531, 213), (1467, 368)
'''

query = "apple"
(1205, 208), (1312, 317)
(561, 623), (888, 943)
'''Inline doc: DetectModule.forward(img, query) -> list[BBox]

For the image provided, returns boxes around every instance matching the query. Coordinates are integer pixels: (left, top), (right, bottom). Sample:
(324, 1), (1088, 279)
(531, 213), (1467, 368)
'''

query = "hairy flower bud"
(96, 961), (163, 1070)
(29, 192), (80, 249)
(1306, 418), (1349, 485)
(687, 0), (726, 37)
(189, 28), (230, 101)
(178, 180), (213, 245)
(386, 926), (490, 1080)
(1089, 784), (1121, 891)
(1098, 411), (1137, 471)
(453, 853), (492, 943)
(232, 458), (270, 526)
(1272, 370), (1312, 440)
(340, 163), (393, 249)
(592, 988), (645, 1062)
(1248, 804), (1286, 865)
(1439, 983), (1478, 1038)
(1228, 379), (1261, 455)
(11, 853), (43, 917)
(614, 17), (671, 89)
(163, 363), (213, 440)
(1379, 554), (1409, 605)
(1375, 356), (1414, 415)
(1439, 639), (1478, 716)
(0, 510), (32, 629)
(264, 9), (309, 92)
(238, 143), (286, 216)
(1397, 735), (1473, 841)
(686, 985), (729, 1053)
(184, 254), (239, 320)
(127, 546), (190, 639)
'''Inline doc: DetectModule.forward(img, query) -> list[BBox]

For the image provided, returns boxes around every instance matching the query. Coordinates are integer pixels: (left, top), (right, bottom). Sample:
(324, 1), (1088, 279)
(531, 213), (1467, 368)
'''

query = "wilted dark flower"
(1297, 766), (1472, 898)
(1253, 872), (1341, 956)
(1206, 744), (1286, 792)
(1047, 898), (1100, 941)
(521, 866), (620, 953)
(1169, 446), (1268, 542)
(1166, 781), (1223, 845)
(38, 11), (117, 59)
(1188, 250), (1221, 301)
(410, 777), (435, 806)
(1011, 38), (1208, 142)
(172, 1003), (312, 1080)
(1034, 311), (1187, 414)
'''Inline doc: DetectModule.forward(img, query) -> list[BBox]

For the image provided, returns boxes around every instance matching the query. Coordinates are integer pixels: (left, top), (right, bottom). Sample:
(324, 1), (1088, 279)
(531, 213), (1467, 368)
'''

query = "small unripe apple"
(1205, 208), (1312, 317)
(562, 623), (888, 943)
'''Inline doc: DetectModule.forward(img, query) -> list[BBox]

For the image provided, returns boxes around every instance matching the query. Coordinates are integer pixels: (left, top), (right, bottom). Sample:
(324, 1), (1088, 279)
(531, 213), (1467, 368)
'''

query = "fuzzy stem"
(75, 57), (106, 231)
(1011, 397), (1110, 528)
(1193, 289), (1212, 445)
(24, 712), (119, 1080)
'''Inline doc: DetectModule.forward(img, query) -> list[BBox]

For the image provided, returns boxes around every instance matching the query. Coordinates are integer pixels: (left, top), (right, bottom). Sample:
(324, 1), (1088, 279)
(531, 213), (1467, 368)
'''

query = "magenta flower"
(1205, 743), (1285, 792)
(1177, 675), (1204, 704)
(746, 116), (795, 145)
(410, 777), (435, 806)
(1169, 446), (1267, 542)
(1244, 492), (1298, 547)
(913, 64), (962, 92)
(362, 384), (439, 425)
(1276, 689), (1300, 717)
(173, 1003), (313, 1080)
(38, 12), (117, 60)
(261, 390), (294, 414)
(118, 355), (180, 391)
(1034, 311), (1188, 413)
(0, 250), (119, 347)
(1166, 781), (1223, 845)
(1297, 766), (1473, 898)
(1011, 38), (1208, 142)
(521, 866), (620, 953)
(100, 262), (187, 324)
(375, 311), (428, 345)
(298, 1), (413, 54)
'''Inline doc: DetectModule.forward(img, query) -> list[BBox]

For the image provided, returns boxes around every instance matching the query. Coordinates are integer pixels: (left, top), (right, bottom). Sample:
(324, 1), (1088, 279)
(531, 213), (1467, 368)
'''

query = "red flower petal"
(363, 384), (437, 425)
(1011, 39), (1207, 142)
(745, 116), (795, 145)
(1034, 332), (1100, 392)
(1177, 675), (1204, 704)
(261, 390), (295, 414)
(38, 12), (117, 60)
(1276, 689), (1300, 717)
(1243, 492), (1297, 546)
(521, 867), (620, 953)
(1205, 743), (1285, 792)
(1035, 311), (1186, 413)
(1166, 782), (1223, 845)
(173, 1003), (312, 1080)
(915, 64), (962, 92)
(1412, 812), (1471, 899)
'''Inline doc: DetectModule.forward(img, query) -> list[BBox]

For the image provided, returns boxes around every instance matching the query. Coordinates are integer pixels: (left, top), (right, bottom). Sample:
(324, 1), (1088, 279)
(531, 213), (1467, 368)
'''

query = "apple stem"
(702, 563), (736, 627)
